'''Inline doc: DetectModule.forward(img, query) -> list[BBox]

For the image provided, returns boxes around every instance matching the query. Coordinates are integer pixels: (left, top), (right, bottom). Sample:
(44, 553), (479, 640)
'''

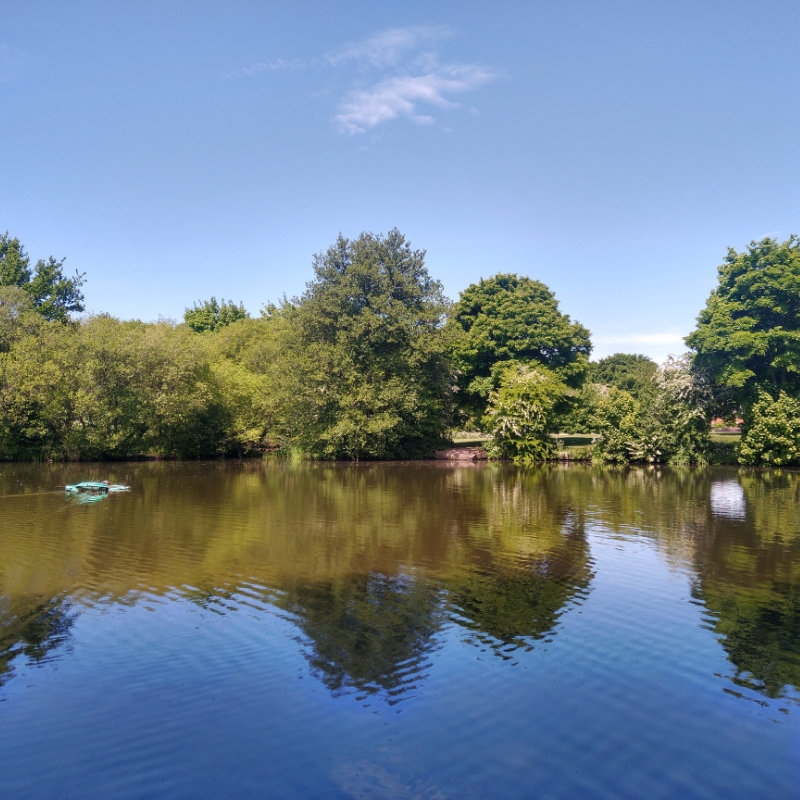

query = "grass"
(449, 431), (491, 448)
(710, 431), (741, 444)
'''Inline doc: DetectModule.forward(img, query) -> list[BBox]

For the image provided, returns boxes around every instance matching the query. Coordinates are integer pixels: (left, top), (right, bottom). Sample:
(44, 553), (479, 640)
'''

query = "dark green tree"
(686, 235), (800, 418)
(0, 232), (85, 322)
(589, 353), (658, 399)
(449, 273), (591, 423)
(279, 229), (453, 459)
(184, 297), (249, 333)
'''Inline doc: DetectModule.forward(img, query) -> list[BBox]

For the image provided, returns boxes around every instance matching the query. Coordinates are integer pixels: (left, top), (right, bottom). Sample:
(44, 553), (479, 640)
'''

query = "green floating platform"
(65, 481), (131, 494)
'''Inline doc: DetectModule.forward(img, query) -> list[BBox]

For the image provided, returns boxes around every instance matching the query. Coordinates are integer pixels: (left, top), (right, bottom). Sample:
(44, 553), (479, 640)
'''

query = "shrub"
(739, 391), (800, 465)
(483, 365), (566, 463)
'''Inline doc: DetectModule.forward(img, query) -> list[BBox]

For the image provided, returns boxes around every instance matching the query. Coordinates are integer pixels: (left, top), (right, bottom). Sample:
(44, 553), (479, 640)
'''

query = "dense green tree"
(0, 232), (85, 322)
(0, 315), (81, 459)
(449, 273), (591, 423)
(686, 235), (800, 417)
(0, 315), (228, 460)
(184, 297), (249, 333)
(279, 229), (453, 459)
(589, 353), (658, 399)
(206, 317), (287, 454)
(592, 357), (711, 464)
(738, 390), (800, 466)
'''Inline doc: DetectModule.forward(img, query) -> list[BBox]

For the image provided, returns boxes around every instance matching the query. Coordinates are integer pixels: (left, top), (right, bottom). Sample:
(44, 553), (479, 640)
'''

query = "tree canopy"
(0, 232), (85, 322)
(278, 229), (453, 459)
(686, 235), (800, 416)
(449, 273), (591, 422)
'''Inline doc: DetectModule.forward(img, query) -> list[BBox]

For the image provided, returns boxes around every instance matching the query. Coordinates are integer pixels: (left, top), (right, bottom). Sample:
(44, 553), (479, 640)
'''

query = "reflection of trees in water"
(446, 513), (593, 656)
(272, 468), (595, 697)
(690, 470), (800, 702)
(518, 465), (800, 704)
(276, 573), (445, 704)
(0, 596), (76, 686)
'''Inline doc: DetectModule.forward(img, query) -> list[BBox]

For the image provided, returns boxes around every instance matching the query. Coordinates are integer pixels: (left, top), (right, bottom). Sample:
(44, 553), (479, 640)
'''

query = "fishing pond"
(1, 461), (798, 798)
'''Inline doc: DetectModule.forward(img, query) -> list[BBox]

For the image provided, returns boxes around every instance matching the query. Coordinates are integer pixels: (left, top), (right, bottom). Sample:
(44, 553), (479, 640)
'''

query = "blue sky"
(2, 0), (798, 362)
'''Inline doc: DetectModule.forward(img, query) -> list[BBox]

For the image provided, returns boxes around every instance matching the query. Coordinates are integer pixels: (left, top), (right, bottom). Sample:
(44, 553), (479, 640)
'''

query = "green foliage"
(591, 385), (641, 463)
(738, 390), (800, 465)
(184, 297), (249, 333)
(686, 235), (800, 418)
(0, 232), (85, 322)
(0, 316), (228, 460)
(278, 229), (453, 460)
(553, 382), (601, 434)
(483, 364), (566, 462)
(592, 357), (712, 464)
(589, 353), (658, 399)
(449, 273), (591, 423)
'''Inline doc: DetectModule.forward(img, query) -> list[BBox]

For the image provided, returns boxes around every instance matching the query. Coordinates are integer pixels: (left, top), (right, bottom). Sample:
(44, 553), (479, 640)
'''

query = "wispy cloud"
(326, 25), (453, 69)
(225, 58), (304, 79)
(335, 64), (494, 134)
(225, 25), (495, 134)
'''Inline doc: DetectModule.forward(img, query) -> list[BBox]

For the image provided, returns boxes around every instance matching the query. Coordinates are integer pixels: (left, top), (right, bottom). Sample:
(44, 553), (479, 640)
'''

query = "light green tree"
(184, 297), (249, 333)
(738, 390), (800, 465)
(483, 364), (567, 462)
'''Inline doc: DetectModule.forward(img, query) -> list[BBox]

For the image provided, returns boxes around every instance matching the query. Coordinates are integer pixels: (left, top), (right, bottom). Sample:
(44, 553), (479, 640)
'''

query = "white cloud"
(225, 58), (304, 79)
(326, 25), (453, 69)
(223, 25), (495, 134)
(335, 64), (494, 134)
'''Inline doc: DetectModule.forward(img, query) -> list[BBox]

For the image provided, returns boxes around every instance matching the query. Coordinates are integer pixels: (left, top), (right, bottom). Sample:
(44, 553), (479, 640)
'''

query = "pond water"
(1, 461), (798, 799)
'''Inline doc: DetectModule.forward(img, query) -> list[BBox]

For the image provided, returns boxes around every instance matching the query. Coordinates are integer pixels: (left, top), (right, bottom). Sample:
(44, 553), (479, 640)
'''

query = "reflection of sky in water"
(710, 480), (746, 520)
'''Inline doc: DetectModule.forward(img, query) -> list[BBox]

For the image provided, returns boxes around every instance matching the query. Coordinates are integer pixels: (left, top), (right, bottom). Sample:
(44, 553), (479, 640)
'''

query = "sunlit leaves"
(687, 235), (800, 416)
(449, 273), (591, 424)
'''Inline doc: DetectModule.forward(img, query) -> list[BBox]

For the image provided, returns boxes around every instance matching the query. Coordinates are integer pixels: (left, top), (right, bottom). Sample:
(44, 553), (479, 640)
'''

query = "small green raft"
(65, 481), (131, 494)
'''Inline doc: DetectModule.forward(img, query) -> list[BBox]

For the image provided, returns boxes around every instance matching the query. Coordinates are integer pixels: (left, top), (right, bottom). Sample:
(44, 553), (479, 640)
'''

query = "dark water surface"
(1, 461), (798, 798)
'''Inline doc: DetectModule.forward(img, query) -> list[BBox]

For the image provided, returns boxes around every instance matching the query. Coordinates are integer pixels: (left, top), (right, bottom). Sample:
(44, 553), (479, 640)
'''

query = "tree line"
(1, 228), (798, 464)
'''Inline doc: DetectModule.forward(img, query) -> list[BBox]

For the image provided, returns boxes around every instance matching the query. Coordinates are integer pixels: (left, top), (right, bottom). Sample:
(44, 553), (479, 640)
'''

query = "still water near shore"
(1, 460), (798, 798)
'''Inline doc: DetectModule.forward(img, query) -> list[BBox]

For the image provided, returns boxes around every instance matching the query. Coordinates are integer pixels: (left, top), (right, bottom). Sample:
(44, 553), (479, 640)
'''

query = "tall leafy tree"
(280, 229), (453, 459)
(449, 273), (591, 423)
(0, 232), (85, 322)
(686, 235), (800, 417)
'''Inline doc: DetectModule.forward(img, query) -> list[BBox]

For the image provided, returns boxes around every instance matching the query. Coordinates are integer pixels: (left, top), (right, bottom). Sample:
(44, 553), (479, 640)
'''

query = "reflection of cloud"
(710, 480), (746, 520)
(336, 64), (494, 134)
